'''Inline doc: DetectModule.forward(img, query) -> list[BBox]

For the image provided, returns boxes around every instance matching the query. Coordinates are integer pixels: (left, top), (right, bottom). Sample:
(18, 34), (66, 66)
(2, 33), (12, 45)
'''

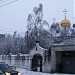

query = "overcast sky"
(0, 0), (74, 35)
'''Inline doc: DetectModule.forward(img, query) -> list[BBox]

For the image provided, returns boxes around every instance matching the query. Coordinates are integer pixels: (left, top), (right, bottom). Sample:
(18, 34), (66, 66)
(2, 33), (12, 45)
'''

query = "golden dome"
(60, 18), (71, 27)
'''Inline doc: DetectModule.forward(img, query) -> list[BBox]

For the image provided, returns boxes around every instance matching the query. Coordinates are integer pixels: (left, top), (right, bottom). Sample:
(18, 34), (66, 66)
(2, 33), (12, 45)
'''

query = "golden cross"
(63, 9), (67, 19)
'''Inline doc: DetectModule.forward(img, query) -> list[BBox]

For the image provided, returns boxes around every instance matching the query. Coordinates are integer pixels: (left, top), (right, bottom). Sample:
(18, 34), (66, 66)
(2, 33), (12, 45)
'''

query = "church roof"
(52, 37), (75, 46)
(63, 38), (75, 45)
(50, 23), (56, 28)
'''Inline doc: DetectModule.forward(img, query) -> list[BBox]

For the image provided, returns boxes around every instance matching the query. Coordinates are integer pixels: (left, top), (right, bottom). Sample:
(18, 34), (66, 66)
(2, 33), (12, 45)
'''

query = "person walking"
(58, 62), (63, 73)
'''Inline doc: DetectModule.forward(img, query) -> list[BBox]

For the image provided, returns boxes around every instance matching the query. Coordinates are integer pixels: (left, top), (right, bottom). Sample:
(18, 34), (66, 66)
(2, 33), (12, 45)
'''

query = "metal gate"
(31, 54), (42, 72)
(61, 51), (75, 74)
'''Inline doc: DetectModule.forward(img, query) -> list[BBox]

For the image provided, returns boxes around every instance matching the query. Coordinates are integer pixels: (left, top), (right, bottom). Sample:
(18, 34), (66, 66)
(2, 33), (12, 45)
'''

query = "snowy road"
(16, 68), (74, 75)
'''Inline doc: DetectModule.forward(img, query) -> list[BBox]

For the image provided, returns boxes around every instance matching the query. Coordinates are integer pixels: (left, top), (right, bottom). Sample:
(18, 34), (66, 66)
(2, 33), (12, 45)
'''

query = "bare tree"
(26, 4), (51, 49)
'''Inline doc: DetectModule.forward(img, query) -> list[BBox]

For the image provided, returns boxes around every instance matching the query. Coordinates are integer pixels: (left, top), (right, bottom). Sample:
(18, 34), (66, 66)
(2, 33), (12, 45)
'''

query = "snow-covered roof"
(38, 45), (47, 51)
(63, 38), (75, 45)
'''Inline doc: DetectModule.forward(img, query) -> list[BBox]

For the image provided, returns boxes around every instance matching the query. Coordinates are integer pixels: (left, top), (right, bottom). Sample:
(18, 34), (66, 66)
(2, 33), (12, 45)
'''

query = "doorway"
(31, 54), (42, 72)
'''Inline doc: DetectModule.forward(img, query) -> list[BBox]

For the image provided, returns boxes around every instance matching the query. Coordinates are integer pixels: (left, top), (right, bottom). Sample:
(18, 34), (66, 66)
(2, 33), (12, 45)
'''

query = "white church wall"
(0, 54), (30, 69)
(42, 59), (51, 73)
(0, 46), (52, 73)
(29, 46), (44, 58)
(28, 45), (52, 73)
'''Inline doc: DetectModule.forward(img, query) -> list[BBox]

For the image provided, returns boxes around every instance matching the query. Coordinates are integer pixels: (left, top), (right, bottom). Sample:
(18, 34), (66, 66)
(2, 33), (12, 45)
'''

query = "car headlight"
(18, 72), (21, 75)
(5, 72), (11, 75)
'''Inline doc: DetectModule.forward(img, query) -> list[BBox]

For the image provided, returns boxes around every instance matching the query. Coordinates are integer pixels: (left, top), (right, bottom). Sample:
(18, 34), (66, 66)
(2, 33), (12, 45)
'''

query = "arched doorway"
(31, 54), (42, 72)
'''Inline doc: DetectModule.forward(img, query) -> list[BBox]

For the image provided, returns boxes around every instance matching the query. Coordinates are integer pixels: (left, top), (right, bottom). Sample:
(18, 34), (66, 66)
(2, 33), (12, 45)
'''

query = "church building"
(50, 10), (75, 73)
(0, 9), (75, 74)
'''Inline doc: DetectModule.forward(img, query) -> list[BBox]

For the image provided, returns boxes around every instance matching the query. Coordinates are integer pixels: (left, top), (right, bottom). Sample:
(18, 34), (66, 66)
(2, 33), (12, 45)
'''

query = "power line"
(0, 0), (18, 7)
(0, 0), (26, 34)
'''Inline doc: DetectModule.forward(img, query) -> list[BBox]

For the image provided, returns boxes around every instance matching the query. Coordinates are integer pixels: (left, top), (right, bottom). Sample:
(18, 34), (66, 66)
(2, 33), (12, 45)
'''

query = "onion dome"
(60, 9), (71, 27)
(51, 23), (56, 28)
(60, 18), (71, 27)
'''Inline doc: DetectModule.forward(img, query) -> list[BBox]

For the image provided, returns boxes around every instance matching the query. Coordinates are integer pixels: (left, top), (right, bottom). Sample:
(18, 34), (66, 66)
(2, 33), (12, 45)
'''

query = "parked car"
(10, 66), (16, 70)
(0, 70), (4, 75)
(0, 62), (20, 75)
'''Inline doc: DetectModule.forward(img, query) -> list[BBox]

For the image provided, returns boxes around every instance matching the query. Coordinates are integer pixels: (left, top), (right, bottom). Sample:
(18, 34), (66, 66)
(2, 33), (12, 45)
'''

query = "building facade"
(0, 10), (75, 73)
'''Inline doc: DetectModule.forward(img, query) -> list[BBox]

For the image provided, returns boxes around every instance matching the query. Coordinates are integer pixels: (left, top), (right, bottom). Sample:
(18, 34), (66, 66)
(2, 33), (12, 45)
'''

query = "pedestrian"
(58, 62), (63, 73)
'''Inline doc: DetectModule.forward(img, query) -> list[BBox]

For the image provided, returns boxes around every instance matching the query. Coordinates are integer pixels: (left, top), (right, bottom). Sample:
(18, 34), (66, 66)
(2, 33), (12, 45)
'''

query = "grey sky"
(0, 0), (74, 35)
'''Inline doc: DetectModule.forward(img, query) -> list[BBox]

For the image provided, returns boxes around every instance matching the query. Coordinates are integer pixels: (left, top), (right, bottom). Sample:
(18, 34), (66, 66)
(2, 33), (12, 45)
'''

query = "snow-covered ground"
(16, 68), (74, 75)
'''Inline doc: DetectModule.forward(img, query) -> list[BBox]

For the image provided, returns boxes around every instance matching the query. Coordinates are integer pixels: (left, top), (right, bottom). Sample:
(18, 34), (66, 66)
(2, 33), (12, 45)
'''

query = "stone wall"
(0, 53), (52, 73)
(0, 54), (31, 70)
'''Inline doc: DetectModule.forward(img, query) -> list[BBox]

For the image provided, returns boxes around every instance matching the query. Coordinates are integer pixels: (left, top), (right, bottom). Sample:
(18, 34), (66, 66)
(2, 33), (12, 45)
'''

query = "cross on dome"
(52, 17), (56, 23)
(63, 9), (67, 19)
